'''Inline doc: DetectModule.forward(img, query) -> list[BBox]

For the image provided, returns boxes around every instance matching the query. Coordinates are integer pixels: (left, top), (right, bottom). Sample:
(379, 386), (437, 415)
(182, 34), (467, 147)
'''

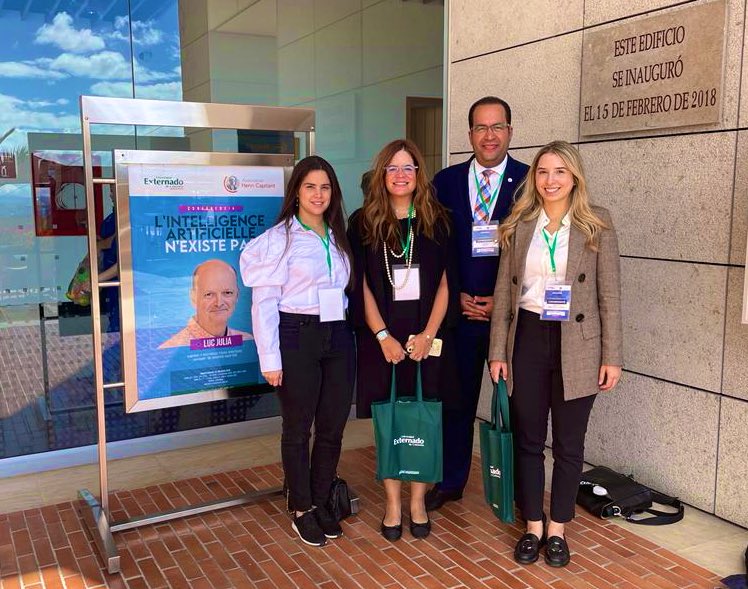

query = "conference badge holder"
(319, 286), (345, 322)
(541, 280), (571, 321)
(392, 264), (420, 301)
(471, 222), (500, 257)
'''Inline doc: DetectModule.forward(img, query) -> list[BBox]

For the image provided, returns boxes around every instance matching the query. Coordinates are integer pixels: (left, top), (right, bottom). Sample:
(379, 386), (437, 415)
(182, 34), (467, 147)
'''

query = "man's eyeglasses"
(471, 123), (510, 134)
(384, 165), (418, 175)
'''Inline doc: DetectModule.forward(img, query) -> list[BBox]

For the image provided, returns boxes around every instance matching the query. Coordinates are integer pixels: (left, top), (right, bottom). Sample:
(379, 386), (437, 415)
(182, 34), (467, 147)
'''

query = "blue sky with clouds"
(0, 4), (183, 303)
(0, 4), (182, 147)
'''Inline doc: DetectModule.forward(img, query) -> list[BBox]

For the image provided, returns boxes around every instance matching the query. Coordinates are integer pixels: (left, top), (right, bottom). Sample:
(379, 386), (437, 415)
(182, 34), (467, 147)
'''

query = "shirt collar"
(291, 215), (336, 243)
(473, 155), (508, 178)
(538, 208), (571, 230)
(290, 216), (305, 233)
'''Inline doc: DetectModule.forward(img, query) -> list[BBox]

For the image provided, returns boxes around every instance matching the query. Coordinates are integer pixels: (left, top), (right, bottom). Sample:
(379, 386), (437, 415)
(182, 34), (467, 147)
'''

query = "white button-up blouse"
(518, 209), (571, 315)
(239, 217), (351, 372)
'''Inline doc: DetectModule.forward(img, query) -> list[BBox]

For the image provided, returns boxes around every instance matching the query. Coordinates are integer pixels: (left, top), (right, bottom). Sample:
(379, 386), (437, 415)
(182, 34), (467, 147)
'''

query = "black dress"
(347, 210), (460, 418)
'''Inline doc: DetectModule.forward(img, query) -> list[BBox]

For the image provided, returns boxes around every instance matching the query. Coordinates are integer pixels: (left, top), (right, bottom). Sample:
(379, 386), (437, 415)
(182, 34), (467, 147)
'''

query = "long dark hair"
(361, 139), (449, 248)
(276, 155), (353, 286)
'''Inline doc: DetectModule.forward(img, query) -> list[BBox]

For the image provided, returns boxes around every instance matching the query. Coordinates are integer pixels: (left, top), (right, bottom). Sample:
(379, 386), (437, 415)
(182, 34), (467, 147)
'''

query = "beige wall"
(276, 0), (443, 210)
(454, 0), (748, 527)
(179, 0), (444, 209)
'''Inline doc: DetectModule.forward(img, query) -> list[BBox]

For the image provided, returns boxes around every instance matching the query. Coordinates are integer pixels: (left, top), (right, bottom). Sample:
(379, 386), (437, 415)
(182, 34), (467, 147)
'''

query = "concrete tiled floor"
(0, 446), (727, 589)
(1, 420), (746, 586)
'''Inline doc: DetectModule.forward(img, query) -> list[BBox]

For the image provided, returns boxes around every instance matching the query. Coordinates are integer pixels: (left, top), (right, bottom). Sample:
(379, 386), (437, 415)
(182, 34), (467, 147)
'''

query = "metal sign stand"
(77, 96), (336, 574)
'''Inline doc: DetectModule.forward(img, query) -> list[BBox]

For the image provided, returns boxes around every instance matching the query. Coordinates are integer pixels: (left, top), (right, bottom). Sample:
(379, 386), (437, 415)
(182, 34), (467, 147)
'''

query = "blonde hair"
(361, 139), (448, 248)
(499, 140), (608, 250)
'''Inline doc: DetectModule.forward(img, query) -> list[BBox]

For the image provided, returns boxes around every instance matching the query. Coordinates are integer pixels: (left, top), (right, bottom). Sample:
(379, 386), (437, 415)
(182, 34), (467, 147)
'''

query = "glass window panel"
(0, 0), (444, 465)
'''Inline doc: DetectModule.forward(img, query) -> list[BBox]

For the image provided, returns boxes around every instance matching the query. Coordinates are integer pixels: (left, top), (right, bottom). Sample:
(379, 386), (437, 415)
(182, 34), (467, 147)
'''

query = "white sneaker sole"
(323, 531), (343, 539)
(291, 522), (326, 547)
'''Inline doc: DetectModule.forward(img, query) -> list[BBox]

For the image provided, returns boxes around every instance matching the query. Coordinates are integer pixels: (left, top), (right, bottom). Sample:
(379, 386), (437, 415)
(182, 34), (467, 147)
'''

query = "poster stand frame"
(77, 96), (341, 574)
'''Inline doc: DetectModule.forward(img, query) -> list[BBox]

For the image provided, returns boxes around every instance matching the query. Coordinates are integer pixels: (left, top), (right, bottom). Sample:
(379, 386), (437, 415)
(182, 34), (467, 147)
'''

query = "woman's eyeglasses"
(384, 165), (418, 175)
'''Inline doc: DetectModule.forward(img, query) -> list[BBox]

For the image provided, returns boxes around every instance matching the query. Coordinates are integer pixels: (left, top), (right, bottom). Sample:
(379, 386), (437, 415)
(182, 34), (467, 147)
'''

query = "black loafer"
(424, 487), (463, 511)
(380, 518), (402, 542)
(544, 535), (571, 567)
(409, 517), (431, 539)
(514, 532), (546, 564)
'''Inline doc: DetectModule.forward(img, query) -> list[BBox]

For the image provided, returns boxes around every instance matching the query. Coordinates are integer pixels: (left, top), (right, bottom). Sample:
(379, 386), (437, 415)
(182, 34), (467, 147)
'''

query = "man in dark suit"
(427, 96), (529, 511)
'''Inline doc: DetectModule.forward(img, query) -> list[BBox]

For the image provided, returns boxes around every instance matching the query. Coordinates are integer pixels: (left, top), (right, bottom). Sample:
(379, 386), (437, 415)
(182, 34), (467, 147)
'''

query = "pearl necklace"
(384, 216), (415, 290)
(389, 209), (415, 260)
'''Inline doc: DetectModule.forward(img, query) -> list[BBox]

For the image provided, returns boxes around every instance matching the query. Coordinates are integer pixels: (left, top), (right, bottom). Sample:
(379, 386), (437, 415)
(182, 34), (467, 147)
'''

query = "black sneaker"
(315, 505), (343, 539)
(292, 511), (326, 547)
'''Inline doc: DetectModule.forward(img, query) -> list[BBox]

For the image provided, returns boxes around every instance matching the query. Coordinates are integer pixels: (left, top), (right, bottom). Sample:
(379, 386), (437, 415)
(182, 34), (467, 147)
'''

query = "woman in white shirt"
(488, 141), (623, 568)
(240, 156), (354, 548)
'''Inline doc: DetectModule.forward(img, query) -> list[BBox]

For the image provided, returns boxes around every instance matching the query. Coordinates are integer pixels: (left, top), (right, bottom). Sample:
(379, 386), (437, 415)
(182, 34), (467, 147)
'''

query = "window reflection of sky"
(0, 2), (182, 305)
(0, 2), (182, 148)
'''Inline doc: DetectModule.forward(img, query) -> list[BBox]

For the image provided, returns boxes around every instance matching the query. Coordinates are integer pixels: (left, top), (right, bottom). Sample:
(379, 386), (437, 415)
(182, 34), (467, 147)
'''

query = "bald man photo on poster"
(159, 258), (253, 349)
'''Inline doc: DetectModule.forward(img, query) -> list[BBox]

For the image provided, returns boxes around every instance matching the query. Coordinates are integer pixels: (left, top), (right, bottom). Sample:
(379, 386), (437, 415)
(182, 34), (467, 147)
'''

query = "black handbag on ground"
(576, 466), (684, 525)
(283, 476), (353, 521)
(327, 476), (352, 522)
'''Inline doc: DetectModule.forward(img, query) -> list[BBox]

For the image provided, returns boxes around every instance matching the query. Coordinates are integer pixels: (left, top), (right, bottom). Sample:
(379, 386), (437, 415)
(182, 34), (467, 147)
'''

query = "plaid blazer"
(488, 206), (623, 400)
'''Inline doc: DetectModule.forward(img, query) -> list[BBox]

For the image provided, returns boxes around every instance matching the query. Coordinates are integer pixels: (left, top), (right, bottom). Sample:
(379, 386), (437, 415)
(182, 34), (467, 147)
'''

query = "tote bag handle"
(491, 379), (511, 433)
(389, 362), (423, 403)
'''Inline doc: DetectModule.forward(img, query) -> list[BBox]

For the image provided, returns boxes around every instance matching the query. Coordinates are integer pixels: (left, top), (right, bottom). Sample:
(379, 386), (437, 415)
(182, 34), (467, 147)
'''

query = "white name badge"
(541, 280), (572, 321)
(392, 264), (420, 301)
(318, 286), (345, 322)
(472, 222), (500, 257)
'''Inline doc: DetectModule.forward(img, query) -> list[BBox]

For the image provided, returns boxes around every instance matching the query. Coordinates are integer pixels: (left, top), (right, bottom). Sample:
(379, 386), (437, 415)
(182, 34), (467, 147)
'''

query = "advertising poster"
(127, 164), (282, 402)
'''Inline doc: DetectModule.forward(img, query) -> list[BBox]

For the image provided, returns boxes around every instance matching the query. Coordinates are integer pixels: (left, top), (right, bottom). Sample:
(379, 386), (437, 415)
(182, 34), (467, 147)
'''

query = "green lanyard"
(541, 228), (559, 275)
(472, 165), (504, 220)
(296, 216), (332, 277)
(399, 203), (414, 256)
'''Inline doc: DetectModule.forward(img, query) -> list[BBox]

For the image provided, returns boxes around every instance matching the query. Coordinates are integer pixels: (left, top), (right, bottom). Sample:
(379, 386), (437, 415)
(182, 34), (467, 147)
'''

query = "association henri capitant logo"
(223, 175), (239, 193)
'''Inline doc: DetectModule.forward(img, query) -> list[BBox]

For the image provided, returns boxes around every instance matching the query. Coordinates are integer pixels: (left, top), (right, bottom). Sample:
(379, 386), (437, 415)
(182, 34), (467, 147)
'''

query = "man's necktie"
(474, 169), (494, 223)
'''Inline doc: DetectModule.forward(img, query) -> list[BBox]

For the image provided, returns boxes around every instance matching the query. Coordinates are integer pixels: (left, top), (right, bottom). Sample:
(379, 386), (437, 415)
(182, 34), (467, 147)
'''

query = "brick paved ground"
(0, 447), (723, 589)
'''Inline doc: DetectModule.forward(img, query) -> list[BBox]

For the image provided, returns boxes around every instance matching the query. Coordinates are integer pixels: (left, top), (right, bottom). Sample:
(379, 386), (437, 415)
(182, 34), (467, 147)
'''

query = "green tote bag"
(479, 379), (515, 523)
(372, 364), (443, 483)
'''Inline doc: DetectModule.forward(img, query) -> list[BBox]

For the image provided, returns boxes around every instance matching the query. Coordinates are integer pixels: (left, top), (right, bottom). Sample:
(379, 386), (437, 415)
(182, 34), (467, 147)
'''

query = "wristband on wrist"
(375, 328), (389, 342)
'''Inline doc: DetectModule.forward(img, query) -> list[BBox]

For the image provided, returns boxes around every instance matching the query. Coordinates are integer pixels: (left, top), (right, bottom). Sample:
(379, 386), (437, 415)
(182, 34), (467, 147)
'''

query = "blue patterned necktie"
(474, 169), (494, 223)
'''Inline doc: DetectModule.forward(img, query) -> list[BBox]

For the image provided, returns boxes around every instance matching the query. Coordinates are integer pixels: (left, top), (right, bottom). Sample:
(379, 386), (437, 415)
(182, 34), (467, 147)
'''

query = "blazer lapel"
(565, 224), (585, 283)
(513, 219), (535, 287)
(459, 157), (474, 221)
(491, 156), (520, 222)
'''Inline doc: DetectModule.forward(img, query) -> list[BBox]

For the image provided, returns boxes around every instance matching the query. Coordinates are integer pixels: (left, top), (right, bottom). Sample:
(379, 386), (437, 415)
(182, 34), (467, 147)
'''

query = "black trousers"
(277, 312), (355, 512)
(439, 319), (489, 492)
(511, 309), (596, 523)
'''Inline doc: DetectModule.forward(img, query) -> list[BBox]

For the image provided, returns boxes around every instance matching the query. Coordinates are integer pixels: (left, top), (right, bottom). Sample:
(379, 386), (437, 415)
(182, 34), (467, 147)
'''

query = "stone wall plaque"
(580, 0), (726, 136)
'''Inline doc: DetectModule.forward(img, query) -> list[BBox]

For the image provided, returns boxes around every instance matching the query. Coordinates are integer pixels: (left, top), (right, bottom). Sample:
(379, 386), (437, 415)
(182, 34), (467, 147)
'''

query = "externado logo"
(393, 435), (425, 447)
(489, 466), (502, 479)
(143, 175), (184, 188)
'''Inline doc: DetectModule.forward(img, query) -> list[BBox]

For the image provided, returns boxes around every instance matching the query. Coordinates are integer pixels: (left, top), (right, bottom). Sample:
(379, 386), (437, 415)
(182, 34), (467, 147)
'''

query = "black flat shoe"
(544, 535), (571, 567)
(424, 487), (463, 511)
(380, 518), (402, 542)
(514, 531), (546, 564)
(409, 516), (431, 539)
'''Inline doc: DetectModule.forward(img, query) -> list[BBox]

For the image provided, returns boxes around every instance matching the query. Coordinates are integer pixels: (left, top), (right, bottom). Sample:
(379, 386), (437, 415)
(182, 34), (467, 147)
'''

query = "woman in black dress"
(348, 139), (458, 541)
